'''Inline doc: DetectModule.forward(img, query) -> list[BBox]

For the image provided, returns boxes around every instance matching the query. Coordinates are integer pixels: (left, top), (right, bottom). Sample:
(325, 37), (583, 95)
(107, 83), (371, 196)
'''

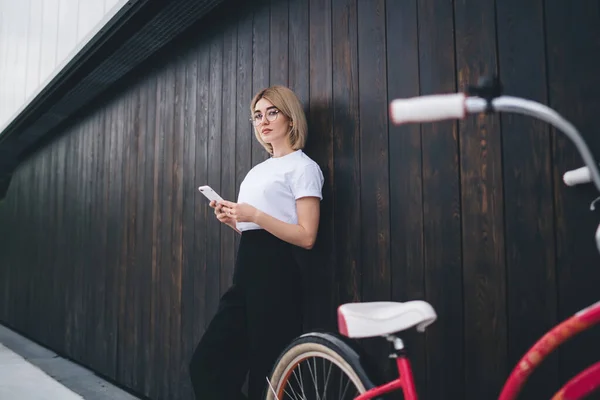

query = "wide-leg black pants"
(189, 229), (304, 400)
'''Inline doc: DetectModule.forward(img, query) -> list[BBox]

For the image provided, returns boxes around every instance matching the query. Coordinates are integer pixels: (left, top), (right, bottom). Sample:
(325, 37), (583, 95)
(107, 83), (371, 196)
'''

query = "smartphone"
(198, 185), (225, 203)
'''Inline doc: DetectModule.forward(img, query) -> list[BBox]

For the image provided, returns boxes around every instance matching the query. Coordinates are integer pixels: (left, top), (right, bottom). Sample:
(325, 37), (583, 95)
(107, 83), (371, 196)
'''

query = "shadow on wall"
(0, 175), (11, 200)
(299, 99), (358, 334)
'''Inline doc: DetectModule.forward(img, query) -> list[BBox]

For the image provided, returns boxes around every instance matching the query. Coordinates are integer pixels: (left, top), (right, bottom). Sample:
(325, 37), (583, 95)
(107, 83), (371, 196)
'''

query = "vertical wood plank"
(288, 0), (309, 108)
(496, 0), (558, 397)
(356, 0), (390, 300)
(332, 0), (360, 306)
(81, 116), (92, 365)
(194, 42), (210, 341)
(57, 135), (68, 355)
(32, 153), (40, 343)
(454, 0), (507, 397)
(206, 35), (223, 323)
(20, 164), (31, 333)
(170, 57), (185, 400)
(544, 0), (600, 384)
(122, 86), (140, 388)
(50, 140), (61, 350)
(117, 91), (131, 386)
(385, 0), (428, 394)
(130, 83), (145, 392)
(235, 11), (253, 252)
(150, 66), (167, 399)
(159, 61), (176, 399)
(270, 0), (288, 86)
(141, 73), (158, 398)
(47, 140), (58, 351)
(111, 95), (126, 381)
(85, 112), (99, 368)
(130, 88), (143, 392)
(72, 120), (83, 359)
(65, 119), (79, 358)
(252, 0), (271, 165)
(221, 24), (238, 294)
(309, 0), (335, 331)
(356, 0), (391, 374)
(417, 0), (465, 397)
(40, 149), (51, 346)
(289, 0), (313, 331)
(180, 48), (198, 400)
(91, 111), (106, 372)
(149, 65), (168, 399)
(99, 102), (114, 375)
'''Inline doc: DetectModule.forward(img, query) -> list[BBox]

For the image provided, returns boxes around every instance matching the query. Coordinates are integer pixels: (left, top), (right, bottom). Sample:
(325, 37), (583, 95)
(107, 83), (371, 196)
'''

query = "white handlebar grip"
(563, 166), (591, 186)
(389, 93), (466, 125)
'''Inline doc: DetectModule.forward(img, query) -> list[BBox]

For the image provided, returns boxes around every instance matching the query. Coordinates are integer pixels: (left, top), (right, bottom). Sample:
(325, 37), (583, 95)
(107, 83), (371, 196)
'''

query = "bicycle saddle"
(337, 301), (437, 339)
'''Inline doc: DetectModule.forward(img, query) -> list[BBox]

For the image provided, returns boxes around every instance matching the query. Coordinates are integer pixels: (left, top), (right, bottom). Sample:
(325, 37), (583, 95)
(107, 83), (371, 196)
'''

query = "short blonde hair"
(250, 85), (308, 155)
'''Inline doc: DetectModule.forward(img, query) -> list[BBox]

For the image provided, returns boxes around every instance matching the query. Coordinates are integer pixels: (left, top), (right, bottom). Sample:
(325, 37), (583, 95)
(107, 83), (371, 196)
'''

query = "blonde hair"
(250, 85), (308, 155)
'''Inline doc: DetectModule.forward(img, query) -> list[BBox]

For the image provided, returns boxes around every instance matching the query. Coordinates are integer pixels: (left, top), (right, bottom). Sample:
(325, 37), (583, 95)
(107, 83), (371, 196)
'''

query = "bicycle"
(264, 77), (600, 400)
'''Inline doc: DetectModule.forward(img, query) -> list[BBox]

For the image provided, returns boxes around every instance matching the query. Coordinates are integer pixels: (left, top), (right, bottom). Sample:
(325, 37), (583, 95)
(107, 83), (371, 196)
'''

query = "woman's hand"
(210, 200), (236, 225)
(219, 200), (259, 223)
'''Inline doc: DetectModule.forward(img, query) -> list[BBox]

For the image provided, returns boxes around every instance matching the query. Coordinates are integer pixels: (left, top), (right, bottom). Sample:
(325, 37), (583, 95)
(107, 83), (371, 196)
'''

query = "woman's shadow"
(295, 99), (358, 335)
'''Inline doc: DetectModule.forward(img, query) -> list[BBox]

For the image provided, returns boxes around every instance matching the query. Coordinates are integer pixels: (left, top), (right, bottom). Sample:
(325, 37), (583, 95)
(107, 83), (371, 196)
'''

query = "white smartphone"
(198, 185), (225, 203)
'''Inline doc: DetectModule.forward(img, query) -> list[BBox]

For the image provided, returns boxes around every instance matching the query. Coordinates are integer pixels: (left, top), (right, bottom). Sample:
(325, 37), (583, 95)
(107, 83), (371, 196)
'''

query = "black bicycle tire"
(265, 331), (377, 399)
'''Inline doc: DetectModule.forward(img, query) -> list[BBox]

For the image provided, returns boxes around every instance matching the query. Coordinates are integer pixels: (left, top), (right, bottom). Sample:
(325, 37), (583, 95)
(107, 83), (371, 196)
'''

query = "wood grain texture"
(180, 48), (199, 400)
(235, 11), (253, 252)
(386, 0), (427, 394)
(270, 0), (288, 86)
(308, 0), (335, 331)
(454, 0), (507, 398)
(220, 23), (238, 295)
(357, 0), (392, 379)
(332, 0), (360, 306)
(417, 0), (464, 398)
(251, 0), (271, 166)
(496, 0), (558, 398)
(206, 35), (223, 325)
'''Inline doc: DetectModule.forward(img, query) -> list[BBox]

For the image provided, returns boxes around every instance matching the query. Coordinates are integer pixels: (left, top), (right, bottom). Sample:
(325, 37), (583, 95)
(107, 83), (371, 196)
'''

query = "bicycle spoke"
(340, 375), (352, 399)
(282, 379), (302, 400)
(297, 361), (308, 400)
(277, 354), (363, 400)
(322, 359), (333, 400)
(307, 357), (321, 400)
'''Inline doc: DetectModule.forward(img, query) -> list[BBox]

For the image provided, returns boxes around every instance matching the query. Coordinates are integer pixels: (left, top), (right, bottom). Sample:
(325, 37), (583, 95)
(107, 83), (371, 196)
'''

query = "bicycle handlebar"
(389, 89), (600, 254)
(389, 93), (466, 124)
(564, 166), (592, 186)
(389, 92), (600, 194)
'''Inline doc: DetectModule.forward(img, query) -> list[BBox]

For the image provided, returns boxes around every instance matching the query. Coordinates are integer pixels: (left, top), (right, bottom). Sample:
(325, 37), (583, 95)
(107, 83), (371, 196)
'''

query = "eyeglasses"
(250, 109), (281, 126)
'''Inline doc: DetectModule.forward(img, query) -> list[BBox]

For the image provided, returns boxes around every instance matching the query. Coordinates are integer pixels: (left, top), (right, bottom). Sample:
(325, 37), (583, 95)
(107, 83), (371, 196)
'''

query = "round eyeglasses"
(250, 109), (281, 126)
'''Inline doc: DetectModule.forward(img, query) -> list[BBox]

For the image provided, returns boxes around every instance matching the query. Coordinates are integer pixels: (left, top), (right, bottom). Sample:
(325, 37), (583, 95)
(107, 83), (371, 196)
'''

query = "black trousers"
(189, 229), (304, 400)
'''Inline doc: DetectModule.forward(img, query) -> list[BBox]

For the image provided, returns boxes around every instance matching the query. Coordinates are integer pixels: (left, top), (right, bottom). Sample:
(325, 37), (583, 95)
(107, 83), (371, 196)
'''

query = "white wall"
(0, 0), (125, 132)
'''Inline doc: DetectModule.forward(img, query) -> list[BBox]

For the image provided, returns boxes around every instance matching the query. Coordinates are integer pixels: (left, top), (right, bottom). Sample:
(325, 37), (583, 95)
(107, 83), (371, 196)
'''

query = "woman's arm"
(219, 197), (320, 249)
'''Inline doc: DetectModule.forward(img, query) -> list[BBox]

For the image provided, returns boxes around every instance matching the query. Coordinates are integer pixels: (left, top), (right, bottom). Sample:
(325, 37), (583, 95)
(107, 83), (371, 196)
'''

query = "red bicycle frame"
(354, 355), (418, 400)
(350, 300), (600, 400)
(500, 300), (600, 400)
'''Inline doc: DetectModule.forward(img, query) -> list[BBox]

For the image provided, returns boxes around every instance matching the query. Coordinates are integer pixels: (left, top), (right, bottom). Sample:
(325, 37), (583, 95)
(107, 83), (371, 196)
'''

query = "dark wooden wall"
(1, 0), (600, 399)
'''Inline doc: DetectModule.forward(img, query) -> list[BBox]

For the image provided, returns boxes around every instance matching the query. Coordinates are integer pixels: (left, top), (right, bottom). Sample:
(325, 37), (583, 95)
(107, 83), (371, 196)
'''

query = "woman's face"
(253, 98), (291, 146)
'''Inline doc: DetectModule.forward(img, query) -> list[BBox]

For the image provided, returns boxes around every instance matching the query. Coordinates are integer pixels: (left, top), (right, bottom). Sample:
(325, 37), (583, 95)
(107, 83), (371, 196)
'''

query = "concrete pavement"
(0, 324), (140, 400)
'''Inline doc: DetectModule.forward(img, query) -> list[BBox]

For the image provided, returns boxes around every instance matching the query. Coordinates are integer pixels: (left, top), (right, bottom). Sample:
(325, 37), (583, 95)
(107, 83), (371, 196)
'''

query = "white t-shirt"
(236, 149), (324, 232)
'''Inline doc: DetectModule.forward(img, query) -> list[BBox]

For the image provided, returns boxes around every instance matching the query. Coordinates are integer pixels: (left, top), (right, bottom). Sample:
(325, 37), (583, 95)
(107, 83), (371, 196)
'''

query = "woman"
(189, 85), (324, 399)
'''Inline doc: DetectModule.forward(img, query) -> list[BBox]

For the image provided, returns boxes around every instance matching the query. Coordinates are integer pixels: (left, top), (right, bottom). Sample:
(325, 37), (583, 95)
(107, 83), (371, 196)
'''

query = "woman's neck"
(271, 142), (295, 158)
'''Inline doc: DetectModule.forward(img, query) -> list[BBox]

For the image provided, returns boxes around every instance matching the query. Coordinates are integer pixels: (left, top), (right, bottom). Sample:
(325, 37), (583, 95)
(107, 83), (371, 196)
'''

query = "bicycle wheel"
(265, 332), (376, 400)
